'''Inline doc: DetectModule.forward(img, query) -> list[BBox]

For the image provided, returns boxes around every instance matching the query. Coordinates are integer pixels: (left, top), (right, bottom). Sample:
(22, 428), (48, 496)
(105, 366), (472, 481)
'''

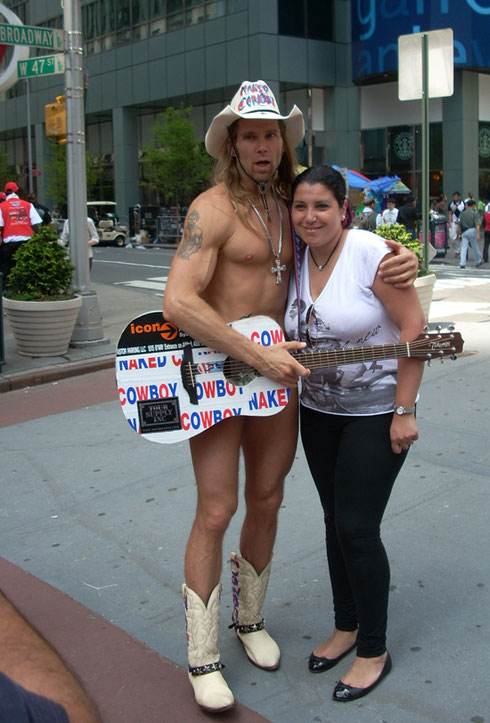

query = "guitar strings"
(183, 335), (459, 378)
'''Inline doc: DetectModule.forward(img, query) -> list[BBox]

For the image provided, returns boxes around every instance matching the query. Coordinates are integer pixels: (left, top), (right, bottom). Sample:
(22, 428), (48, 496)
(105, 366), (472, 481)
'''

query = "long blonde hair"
(211, 119), (297, 234)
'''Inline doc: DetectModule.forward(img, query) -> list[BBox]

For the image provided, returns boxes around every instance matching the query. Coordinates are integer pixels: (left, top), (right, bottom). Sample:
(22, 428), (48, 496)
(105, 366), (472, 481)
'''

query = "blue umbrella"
(332, 166), (400, 193)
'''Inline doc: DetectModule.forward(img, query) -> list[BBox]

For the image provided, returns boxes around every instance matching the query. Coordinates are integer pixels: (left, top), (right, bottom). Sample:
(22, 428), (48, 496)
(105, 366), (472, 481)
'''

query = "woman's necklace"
(251, 196), (286, 284)
(309, 230), (343, 271)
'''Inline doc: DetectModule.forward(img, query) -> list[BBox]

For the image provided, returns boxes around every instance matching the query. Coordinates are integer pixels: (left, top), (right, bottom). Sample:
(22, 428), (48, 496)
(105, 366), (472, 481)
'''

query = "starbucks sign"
(393, 131), (414, 161)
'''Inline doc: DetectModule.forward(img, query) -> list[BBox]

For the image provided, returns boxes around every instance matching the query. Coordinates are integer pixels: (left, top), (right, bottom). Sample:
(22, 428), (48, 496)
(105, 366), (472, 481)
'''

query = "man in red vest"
(0, 181), (42, 282)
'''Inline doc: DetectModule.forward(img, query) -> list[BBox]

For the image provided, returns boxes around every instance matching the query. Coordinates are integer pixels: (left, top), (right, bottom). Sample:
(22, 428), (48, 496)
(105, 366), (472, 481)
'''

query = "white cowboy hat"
(205, 80), (305, 158)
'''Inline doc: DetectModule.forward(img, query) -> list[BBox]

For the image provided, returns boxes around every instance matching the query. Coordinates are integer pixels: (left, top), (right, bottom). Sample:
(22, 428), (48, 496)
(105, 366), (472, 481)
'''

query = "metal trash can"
(432, 216), (448, 256)
(418, 218), (448, 257)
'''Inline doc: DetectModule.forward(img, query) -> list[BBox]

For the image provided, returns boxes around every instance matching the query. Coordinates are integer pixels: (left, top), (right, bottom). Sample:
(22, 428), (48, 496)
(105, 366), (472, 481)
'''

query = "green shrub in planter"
(4, 225), (75, 301)
(374, 223), (430, 277)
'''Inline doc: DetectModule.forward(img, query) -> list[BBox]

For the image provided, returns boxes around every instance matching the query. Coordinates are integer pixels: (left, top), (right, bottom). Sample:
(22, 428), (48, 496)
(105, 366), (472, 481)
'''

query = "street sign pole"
(64, 0), (105, 345)
(421, 33), (429, 275)
(25, 79), (33, 195)
(398, 29), (453, 278)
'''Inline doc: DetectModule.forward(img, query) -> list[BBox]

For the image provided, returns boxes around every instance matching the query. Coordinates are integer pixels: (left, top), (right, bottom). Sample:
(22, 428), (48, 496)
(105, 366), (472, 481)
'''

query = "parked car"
(87, 201), (128, 247)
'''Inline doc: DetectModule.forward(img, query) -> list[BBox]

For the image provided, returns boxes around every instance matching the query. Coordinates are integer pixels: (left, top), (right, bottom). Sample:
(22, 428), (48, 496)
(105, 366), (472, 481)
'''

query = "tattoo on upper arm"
(178, 210), (203, 260)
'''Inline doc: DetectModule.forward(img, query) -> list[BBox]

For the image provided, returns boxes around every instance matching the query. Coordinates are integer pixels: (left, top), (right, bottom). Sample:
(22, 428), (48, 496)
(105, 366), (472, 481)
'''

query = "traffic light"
(45, 95), (66, 144)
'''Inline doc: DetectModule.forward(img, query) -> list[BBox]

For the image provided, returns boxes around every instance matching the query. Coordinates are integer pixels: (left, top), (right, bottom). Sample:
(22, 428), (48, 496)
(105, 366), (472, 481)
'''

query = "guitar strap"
(289, 204), (304, 341)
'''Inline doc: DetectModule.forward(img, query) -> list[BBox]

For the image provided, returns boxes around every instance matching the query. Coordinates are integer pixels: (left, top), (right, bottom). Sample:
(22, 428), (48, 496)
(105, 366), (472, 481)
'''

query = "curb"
(0, 354), (115, 393)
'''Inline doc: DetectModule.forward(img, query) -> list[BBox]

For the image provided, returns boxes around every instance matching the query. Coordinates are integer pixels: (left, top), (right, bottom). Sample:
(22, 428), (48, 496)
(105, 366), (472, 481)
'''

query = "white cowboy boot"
(183, 582), (234, 713)
(230, 552), (280, 670)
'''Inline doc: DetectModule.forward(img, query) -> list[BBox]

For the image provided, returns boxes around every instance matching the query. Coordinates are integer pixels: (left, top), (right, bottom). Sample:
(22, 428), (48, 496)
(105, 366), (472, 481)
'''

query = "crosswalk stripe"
(435, 279), (490, 290)
(115, 279), (167, 290)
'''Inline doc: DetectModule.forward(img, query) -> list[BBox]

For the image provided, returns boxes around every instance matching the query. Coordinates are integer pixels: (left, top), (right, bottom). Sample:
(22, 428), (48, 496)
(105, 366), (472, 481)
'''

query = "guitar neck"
(291, 341), (411, 371)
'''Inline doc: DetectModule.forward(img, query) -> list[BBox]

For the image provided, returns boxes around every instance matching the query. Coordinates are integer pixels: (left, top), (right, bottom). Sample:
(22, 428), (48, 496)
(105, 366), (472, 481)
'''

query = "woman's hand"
(390, 413), (418, 454)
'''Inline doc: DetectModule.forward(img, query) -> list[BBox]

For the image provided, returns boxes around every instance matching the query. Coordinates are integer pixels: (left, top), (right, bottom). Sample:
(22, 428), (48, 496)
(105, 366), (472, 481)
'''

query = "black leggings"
(300, 405), (409, 658)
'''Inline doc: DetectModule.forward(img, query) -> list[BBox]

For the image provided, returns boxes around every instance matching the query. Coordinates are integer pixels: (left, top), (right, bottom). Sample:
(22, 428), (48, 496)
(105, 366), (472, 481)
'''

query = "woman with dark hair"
(285, 166), (425, 702)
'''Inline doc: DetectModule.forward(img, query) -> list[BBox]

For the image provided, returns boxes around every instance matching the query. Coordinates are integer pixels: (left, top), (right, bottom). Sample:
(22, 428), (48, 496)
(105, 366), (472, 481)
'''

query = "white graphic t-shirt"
(285, 230), (400, 416)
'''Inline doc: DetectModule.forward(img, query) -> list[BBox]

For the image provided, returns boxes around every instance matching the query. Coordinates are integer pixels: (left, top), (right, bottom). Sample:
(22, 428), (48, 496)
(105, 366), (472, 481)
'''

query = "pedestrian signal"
(45, 95), (66, 144)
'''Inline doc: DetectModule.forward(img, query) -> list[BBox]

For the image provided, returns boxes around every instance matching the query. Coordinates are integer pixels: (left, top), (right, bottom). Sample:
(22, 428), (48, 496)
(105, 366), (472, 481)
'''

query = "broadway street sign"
(17, 53), (65, 79)
(0, 23), (64, 50)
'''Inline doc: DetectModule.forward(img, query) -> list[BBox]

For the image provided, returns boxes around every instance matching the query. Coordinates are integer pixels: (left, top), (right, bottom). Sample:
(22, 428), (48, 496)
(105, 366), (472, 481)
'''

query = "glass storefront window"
(78, 0), (237, 52)
(206, 1), (226, 20)
(116, 0), (131, 45)
(167, 12), (185, 30)
(132, 0), (149, 24)
(307, 0), (333, 41)
(168, 0), (184, 12)
(150, 0), (165, 18)
(278, 0), (333, 40)
(82, 2), (100, 41)
(186, 6), (206, 25)
(278, 0), (305, 38)
(362, 128), (386, 174)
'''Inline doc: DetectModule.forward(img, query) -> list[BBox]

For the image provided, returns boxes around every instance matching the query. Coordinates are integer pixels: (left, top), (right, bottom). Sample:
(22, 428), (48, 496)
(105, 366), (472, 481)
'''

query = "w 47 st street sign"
(0, 23), (64, 50)
(18, 54), (65, 79)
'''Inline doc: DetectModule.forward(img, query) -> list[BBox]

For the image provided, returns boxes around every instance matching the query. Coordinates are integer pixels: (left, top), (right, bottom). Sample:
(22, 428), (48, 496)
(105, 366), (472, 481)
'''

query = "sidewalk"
(0, 280), (153, 391)
(1, 268), (490, 721)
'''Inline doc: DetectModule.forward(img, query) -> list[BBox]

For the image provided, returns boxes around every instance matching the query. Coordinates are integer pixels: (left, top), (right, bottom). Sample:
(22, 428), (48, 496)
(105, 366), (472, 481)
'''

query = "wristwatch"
(394, 405), (415, 415)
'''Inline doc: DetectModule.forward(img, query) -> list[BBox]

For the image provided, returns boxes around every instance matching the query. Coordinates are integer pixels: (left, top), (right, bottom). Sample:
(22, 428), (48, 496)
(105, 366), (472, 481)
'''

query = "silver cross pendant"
(271, 261), (287, 284)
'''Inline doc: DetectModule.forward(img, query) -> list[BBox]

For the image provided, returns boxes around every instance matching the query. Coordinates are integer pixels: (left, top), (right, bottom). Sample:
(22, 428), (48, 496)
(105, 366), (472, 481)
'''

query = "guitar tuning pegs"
(450, 354), (457, 361)
(427, 359), (431, 366)
(448, 325), (455, 331)
(423, 325), (430, 332)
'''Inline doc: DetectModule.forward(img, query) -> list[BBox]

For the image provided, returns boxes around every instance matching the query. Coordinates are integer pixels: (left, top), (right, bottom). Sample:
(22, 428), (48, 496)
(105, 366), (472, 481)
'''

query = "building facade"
(0, 0), (489, 226)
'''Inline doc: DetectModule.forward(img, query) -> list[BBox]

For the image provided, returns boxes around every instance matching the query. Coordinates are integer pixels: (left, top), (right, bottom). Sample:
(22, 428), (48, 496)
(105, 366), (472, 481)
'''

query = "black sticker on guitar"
(137, 397), (182, 434)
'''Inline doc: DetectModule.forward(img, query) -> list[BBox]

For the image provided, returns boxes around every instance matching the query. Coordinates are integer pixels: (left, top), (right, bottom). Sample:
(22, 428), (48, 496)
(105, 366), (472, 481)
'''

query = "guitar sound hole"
(223, 357), (256, 387)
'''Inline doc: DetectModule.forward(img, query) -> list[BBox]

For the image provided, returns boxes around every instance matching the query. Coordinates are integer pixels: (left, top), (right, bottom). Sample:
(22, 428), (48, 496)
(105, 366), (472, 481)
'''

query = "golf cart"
(87, 201), (128, 247)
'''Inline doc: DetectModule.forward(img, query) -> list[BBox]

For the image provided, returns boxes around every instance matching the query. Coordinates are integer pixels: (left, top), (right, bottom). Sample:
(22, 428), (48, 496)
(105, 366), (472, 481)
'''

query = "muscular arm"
(163, 196), (307, 386)
(373, 254), (426, 454)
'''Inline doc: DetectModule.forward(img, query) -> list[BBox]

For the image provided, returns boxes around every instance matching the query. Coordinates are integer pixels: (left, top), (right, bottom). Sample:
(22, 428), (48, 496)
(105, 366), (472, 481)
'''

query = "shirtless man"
(163, 80), (417, 713)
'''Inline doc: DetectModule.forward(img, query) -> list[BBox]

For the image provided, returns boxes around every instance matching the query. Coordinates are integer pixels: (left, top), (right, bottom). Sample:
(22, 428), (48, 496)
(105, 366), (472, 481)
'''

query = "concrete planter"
(414, 273), (436, 321)
(3, 295), (82, 357)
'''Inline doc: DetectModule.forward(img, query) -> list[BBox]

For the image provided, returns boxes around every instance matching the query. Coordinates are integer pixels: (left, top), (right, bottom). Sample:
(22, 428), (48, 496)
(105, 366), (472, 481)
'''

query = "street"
(91, 245), (175, 297)
(91, 244), (490, 334)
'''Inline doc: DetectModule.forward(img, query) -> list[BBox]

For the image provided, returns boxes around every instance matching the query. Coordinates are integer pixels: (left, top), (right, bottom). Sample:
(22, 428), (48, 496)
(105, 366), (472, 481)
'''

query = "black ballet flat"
(308, 643), (356, 673)
(332, 652), (392, 702)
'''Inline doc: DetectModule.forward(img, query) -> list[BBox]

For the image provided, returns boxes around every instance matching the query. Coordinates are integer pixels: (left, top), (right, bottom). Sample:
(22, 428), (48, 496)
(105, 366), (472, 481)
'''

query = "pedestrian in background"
(448, 191), (465, 255)
(458, 199), (482, 269)
(433, 194), (447, 216)
(376, 197), (398, 228)
(482, 197), (490, 264)
(352, 195), (377, 230)
(397, 195), (418, 238)
(0, 181), (42, 282)
(61, 216), (99, 271)
(28, 193), (52, 226)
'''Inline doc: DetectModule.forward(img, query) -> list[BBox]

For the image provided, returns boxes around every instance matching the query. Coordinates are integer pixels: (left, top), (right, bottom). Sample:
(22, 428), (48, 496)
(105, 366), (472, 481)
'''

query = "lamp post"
(63, 0), (105, 344)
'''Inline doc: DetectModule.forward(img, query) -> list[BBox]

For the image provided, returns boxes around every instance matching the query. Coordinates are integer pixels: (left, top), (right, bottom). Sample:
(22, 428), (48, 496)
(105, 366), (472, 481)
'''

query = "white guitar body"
(116, 312), (463, 445)
(116, 313), (290, 444)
